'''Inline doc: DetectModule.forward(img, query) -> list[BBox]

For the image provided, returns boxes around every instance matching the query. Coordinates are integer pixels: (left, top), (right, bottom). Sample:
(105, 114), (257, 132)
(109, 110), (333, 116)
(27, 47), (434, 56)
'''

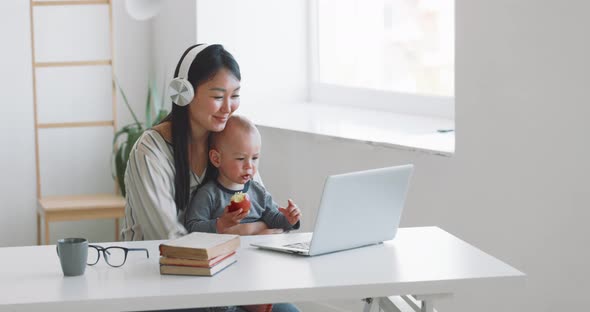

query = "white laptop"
(251, 164), (414, 256)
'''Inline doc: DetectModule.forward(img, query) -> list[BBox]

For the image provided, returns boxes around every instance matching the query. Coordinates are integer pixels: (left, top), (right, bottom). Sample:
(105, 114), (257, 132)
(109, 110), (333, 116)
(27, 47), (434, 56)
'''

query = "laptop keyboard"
(284, 241), (310, 250)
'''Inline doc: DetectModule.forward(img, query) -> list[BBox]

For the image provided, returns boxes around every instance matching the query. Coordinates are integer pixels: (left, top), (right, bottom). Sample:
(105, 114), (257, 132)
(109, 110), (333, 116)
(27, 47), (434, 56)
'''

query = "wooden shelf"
(35, 60), (111, 68)
(39, 194), (124, 211)
(37, 120), (114, 129)
(32, 0), (109, 6)
(38, 194), (124, 223)
(37, 194), (125, 243)
(31, 0), (119, 245)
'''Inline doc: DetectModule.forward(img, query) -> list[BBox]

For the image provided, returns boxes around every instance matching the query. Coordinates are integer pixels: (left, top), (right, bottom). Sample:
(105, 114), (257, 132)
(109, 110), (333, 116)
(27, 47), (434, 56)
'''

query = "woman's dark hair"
(160, 44), (241, 213)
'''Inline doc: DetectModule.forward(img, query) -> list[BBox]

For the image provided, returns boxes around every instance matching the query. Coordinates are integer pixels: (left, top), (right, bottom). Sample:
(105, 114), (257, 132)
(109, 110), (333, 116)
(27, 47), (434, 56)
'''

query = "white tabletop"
(0, 227), (524, 311)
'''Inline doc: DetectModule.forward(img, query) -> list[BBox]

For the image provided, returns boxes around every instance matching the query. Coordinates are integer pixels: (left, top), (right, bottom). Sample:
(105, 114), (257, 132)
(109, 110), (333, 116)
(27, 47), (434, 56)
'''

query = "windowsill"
(239, 102), (455, 157)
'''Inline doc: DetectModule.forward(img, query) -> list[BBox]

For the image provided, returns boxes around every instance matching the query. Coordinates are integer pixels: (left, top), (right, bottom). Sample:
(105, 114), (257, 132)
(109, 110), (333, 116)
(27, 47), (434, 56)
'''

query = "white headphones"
(168, 44), (211, 106)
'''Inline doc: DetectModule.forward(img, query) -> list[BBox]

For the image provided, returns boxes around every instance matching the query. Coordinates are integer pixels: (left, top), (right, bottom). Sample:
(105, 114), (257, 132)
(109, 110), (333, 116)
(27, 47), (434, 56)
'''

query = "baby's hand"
(216, 206), (248, 233)
(278, 199), (301, 225)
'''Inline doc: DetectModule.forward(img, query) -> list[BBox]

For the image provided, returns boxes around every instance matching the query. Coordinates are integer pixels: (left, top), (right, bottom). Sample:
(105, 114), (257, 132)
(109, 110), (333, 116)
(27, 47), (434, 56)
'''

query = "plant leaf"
(113, 127), (144, 196)
(145, 84), (152, 128)
(112, 123), (141, 146)
(115, 142), (127, 197)
(111, 122), (142, 195)
(124, 128), (143, 166)
(111, 76), (170, 194)
(151, 78), (162, 112)
(114, 76), (141, 125)
(160, 78), (168, 112)
(155, 108), (169, 124)
(112, 123), (138, 175)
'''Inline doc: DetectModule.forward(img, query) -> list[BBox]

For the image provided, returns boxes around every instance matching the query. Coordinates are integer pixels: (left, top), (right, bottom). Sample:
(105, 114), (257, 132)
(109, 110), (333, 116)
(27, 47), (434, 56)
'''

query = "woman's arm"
(124, 131), (187, 240)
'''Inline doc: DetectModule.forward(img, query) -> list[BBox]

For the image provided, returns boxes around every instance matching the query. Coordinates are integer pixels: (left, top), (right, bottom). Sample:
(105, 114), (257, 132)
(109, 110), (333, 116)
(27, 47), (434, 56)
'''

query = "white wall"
(196, 0), (308, 106)
(151, 0), (196, 102)
(257, 1), (590, 312)
(0, 0), (37, 246)
(0, 0), (151, 246)
(113, 0), (153, 128)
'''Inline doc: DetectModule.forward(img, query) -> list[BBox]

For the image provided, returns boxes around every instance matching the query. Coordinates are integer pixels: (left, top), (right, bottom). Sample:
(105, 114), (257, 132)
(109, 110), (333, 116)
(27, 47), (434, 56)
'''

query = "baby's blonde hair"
(209, 115), (259, 150)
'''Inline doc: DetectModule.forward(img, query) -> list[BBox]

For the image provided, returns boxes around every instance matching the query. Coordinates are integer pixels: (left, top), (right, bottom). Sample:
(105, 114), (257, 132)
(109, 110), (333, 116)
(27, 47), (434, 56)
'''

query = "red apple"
(228, 192), (251, 213)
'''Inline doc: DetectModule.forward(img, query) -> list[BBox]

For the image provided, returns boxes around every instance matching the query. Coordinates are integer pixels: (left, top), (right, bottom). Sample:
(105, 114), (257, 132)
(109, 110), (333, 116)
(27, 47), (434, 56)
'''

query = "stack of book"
(159, 232), (240, 276)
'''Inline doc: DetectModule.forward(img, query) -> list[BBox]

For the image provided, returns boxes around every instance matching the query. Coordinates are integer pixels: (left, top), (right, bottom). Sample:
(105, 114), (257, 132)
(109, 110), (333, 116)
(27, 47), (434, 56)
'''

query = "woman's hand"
(216, 206), (247, 234)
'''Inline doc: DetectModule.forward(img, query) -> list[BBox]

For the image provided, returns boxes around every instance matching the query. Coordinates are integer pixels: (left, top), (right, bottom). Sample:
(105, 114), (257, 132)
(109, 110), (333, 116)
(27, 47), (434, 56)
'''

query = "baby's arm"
(261, 193), (301, 231)
(278, 199), (302, 225)
(186, 190), (250, 234)
(184, 190), (218, 233)
(187, 186), (281, 235)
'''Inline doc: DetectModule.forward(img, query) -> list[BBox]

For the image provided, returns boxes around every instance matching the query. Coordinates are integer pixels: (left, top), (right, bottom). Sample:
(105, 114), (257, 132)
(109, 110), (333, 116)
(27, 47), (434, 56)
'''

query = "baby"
(185, 114), (301, 235)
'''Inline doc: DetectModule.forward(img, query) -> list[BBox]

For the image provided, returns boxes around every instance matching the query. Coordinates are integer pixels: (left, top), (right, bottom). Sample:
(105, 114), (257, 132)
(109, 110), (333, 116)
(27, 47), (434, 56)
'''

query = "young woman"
(122, 44), (277, 241)
(121, 44), (298, 312)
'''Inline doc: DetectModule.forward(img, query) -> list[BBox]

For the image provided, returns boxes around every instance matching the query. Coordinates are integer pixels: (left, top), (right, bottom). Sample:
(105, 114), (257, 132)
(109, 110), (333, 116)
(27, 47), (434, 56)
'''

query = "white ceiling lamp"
(125, 0), (162, 20)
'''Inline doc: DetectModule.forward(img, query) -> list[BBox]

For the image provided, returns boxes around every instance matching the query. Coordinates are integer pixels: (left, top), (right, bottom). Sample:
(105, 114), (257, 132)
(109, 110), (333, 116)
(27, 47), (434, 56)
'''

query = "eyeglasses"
(87, 245), (149, 267)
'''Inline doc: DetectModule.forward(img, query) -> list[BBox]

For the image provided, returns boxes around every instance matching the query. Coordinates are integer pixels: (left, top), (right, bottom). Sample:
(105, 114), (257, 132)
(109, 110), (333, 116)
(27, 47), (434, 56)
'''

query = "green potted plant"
(112, 79), (169, 197)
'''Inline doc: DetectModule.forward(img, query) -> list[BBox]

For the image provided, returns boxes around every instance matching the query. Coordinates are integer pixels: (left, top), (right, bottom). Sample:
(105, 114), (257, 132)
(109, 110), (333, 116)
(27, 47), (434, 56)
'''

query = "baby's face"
(216, 129), (261, 185)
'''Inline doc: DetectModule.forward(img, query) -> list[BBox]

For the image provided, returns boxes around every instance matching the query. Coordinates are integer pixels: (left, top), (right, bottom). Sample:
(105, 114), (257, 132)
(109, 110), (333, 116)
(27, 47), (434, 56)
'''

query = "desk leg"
(363, 294), (451, 312)
(362, 298), (381, 312)
(412, 294), (451, 312)
(378, 297), (401, 312)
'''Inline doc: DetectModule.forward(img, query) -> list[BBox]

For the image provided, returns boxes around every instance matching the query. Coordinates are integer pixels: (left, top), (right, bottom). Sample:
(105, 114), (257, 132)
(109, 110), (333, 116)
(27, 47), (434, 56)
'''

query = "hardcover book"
(159, 251), (236, 267)
(160, 254), (237, 276)
(159, 232), (240, 260)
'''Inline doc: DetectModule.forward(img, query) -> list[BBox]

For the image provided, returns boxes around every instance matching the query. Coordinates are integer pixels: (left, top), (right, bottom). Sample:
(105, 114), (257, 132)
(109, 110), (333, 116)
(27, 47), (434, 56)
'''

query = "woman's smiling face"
(189, 67), (241, 133)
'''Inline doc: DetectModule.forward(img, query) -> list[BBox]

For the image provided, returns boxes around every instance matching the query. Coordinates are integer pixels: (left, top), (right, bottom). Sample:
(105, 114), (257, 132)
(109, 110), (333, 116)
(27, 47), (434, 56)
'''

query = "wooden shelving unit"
(30, 0), (124, 245)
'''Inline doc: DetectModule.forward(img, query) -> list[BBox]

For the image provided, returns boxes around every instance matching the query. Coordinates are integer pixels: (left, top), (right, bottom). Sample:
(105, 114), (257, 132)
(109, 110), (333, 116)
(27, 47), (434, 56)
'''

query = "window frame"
(307, 0), (455, 120)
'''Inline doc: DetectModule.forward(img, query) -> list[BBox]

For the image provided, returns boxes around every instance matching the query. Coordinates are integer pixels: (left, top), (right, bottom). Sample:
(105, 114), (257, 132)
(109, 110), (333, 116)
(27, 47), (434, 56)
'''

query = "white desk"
(0, 227), (524, 311)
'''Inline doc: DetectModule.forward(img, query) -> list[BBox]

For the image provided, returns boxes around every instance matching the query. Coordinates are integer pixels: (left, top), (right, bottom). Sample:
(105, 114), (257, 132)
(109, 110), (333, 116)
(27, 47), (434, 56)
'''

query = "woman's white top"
(121, 129), (204, 241)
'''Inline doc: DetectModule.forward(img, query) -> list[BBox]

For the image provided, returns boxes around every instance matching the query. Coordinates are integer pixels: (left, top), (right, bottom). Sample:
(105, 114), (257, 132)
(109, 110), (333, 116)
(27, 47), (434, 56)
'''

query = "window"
(196, 0), (455, 154)
(311, 0), (454, 117)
